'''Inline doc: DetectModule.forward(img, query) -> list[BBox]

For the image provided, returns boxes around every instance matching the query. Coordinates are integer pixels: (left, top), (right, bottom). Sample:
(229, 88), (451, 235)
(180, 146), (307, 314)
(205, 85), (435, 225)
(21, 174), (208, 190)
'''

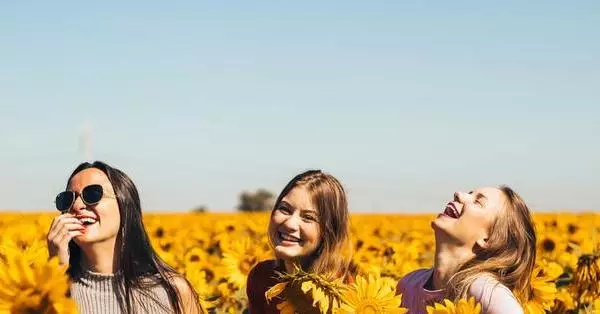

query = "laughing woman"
(397, 186), (536, 314)
(246, 170), (353, 314)
(46, 161), (202, 314)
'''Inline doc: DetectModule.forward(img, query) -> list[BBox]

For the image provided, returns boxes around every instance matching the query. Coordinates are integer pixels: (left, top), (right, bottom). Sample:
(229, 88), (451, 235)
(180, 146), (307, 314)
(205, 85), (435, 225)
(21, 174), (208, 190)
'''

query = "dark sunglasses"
(55, 184), (113, 212)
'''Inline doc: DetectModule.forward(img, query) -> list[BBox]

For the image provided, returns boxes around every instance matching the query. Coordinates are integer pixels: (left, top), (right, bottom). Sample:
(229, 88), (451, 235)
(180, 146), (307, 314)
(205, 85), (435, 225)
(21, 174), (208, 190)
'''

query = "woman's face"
(268, 186), (321, 262)
(68, 168), (121, 246)
(432, 187), (506, 248)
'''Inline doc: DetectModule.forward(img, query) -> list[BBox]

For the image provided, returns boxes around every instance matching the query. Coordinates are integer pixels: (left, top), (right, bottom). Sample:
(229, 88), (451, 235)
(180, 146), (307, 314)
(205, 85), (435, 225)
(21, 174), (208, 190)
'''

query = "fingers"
(48, 214), (82, 240)
(48, 214), (85, 254)
(53, 223), (86, 241)
(55, 230), (85, 246)
(63, 223), (86, 232)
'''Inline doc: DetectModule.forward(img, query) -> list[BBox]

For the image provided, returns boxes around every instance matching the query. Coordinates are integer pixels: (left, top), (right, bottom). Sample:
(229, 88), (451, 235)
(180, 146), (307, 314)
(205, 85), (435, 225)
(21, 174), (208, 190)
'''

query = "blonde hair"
(270, 170), (353, 280)
(445, 185), (537, 302)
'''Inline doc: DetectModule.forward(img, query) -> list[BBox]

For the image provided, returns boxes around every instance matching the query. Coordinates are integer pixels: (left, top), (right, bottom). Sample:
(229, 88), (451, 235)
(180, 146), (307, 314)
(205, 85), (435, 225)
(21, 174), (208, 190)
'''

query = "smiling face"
(67, 168), (121, 246)
(432, 187), (507, 248)
(268, 186), (321, 262)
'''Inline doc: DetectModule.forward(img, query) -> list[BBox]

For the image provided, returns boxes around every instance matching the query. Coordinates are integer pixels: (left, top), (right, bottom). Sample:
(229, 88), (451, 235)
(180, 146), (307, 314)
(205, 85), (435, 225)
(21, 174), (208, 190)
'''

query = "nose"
(454, 191), (468, 203)
(70, 194), (86, 214)
(281, 213), (300, 232)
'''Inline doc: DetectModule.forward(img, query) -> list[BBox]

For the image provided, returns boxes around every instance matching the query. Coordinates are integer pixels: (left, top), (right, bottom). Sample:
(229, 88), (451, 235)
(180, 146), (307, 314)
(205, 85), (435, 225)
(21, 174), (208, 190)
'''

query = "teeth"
(80, 217), (97, 224)
(443, 206), (459, 218)
(280, 232), (300, 242)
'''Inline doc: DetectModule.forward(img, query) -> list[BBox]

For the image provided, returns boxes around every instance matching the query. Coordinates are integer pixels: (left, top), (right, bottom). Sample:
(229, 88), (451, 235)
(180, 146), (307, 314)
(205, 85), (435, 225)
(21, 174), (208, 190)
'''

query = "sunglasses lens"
(82, 184), (104, 204)
(55, 192), (74, 211)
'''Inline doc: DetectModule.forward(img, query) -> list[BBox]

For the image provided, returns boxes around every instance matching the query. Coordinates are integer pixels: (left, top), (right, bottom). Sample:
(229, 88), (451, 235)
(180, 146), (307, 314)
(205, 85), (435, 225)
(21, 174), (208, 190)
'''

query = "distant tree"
(192, 205), (208, 213)
(237, 188), (274, 212)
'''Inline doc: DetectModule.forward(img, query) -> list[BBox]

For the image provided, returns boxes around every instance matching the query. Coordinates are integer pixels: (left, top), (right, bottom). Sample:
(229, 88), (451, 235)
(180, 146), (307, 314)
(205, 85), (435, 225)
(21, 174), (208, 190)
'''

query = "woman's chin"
(431, 221), (456, 240)
(73, 234), (93, 245)
(274, 245), (304, 261)
(73, 232), (115, 245)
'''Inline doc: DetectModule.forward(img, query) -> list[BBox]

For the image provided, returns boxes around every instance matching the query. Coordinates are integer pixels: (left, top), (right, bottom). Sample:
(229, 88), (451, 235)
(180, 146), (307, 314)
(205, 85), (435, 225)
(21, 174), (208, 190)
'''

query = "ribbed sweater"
(70, 269), (174, 314)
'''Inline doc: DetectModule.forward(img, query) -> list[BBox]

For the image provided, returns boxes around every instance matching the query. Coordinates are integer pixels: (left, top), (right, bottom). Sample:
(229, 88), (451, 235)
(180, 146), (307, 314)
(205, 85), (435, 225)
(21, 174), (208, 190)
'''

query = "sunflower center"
(154, 227), (165, 238)
(357, 300), (382, 314)
(542, 239), (556, 252)
(161, 242), (172, 251)
(13, 292), (54, 314)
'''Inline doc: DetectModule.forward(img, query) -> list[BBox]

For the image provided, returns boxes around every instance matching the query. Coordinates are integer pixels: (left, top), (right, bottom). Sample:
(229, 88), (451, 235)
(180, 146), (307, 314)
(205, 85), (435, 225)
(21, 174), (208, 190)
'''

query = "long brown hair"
(445, 185), (537, 302)
(65, 161), (202, 314)
(270, 170), (353, 279)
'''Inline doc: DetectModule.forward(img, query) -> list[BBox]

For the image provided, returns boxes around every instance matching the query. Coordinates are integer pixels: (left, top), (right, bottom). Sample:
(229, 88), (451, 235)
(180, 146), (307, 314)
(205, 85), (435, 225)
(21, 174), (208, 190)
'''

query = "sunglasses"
(55, 184), (114, 212)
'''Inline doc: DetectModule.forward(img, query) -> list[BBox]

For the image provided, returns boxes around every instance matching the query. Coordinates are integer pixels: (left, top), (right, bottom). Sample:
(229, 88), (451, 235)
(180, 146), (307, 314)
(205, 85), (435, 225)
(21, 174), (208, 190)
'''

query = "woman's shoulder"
(246, 260), (283, 313)
(396, 268), (432, 293)
(469, 274), (523, 314)
(469, 274), (514, 296)
(247, 260), (282, 290)
(166, 274), (205, 313)
(249, 260), (281, 278)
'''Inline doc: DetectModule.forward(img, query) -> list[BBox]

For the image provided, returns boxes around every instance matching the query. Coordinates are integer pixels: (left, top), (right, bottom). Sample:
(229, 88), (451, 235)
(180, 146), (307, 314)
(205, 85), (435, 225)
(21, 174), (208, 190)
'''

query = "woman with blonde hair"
(397, 186), (536, 314)
(246, 169), (353, 313)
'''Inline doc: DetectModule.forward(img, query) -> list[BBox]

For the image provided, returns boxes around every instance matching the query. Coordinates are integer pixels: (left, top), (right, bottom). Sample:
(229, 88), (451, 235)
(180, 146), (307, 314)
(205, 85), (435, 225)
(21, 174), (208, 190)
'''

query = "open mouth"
(78, 216), (98, 226)
(442, 203), (460, 219)
(277, 231), (302, 245)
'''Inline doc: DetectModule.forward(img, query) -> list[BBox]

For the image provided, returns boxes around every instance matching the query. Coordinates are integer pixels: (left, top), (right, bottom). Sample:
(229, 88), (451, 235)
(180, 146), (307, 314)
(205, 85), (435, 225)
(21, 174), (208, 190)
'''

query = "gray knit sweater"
(70, 269), (174, 314)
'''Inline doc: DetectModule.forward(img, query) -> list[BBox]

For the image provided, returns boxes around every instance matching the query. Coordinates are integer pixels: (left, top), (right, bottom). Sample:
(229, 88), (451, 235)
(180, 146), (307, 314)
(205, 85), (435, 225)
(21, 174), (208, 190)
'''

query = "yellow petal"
(265, 281), (288, 302)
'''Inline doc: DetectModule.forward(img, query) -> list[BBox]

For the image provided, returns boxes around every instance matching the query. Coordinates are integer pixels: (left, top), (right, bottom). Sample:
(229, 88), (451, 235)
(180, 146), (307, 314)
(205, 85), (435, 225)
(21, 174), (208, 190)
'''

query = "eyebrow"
(475, 193), (488, 202)
(468, 191), (488, 201)
(280, 200), (317, 213)
(279, 200), (291, 207)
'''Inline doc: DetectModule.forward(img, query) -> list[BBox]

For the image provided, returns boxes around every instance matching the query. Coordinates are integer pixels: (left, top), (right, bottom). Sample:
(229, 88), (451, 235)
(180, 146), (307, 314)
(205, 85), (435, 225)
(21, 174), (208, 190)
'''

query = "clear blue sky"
(1, 1), (599, 212)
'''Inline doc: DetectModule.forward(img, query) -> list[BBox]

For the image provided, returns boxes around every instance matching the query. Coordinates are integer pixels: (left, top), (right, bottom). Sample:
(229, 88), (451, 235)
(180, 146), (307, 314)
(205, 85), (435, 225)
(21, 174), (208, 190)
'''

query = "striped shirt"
(70, 269), (173, 314)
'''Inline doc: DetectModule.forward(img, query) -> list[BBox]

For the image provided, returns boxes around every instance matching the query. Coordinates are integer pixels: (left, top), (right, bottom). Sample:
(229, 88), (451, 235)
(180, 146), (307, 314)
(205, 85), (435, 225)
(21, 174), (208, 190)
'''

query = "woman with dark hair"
(47, 161), (202, 314)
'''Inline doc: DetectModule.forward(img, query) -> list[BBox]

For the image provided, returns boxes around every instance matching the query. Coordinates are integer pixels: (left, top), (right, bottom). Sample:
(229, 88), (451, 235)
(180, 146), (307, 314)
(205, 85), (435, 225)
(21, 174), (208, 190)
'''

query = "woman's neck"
(283, 259), (297, 274)
(79, 238), (118, 274)
(431, 242), (474, 290)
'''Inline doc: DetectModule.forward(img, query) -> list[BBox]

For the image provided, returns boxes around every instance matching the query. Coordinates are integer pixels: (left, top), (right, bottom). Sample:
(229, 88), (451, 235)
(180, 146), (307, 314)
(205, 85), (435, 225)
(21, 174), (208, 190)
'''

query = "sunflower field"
(0, 212), (598, 314)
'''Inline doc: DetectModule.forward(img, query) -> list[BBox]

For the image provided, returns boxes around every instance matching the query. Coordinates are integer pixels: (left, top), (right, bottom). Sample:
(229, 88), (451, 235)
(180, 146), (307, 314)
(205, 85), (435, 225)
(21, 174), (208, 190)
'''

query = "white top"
(397, 268), (524, 314)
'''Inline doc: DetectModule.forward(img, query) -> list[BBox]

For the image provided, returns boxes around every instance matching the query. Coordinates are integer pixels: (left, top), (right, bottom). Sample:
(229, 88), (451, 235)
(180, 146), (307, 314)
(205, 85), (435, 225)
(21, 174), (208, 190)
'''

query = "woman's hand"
(47, 213), (85, 264)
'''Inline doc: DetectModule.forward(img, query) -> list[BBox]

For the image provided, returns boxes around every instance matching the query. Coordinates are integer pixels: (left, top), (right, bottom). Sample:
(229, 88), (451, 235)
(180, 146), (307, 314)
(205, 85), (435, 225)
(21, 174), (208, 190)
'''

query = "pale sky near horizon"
(1, 1), (599, 212)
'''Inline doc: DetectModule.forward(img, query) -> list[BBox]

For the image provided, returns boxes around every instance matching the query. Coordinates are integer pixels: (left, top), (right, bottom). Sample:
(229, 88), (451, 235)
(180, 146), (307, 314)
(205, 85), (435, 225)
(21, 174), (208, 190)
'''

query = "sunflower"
(0, 255), (77, 314)
(593, 298), (600, 312)
(537, 232), (566, 262)
(425, 297), (481, 314)
(266, 265), (347, 314)
(352, 249), (384, 278)
(155, 245), (183, 272)
(0, 239), (47, 266)
(556, 250), (579, 270)
(184, 265), (220, 312)
(574, 253), (600, 304)
(213, 281), (248, 313)
(550, 287), (576, 313)
(221, 237), (270, 288)
(521, 261), (562, 312)
(0, 220), (41, 251)
(184, 246), (210, 268)
(337, 274), (407, 314)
